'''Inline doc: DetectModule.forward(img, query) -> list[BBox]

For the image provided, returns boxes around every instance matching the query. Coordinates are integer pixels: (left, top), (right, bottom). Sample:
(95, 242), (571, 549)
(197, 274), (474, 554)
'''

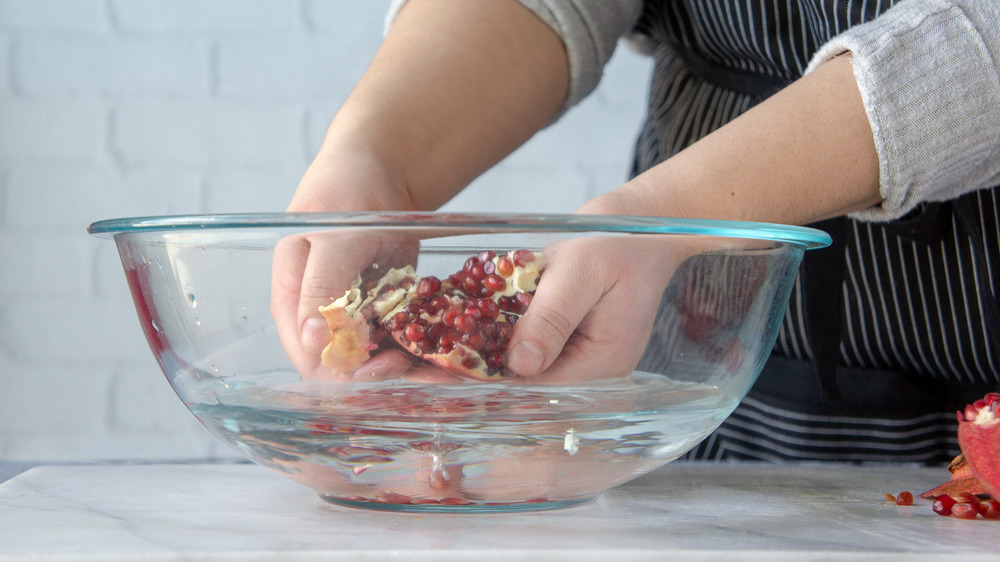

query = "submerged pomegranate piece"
(319, 249), (544, 381)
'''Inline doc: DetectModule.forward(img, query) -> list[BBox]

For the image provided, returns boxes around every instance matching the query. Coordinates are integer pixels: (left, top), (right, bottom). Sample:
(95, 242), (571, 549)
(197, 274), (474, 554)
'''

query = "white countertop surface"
(1, 461), (997, 561)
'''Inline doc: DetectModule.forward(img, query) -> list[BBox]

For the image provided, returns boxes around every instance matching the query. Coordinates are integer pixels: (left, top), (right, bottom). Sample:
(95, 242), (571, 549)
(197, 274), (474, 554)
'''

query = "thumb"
(505, 256), (603, 376)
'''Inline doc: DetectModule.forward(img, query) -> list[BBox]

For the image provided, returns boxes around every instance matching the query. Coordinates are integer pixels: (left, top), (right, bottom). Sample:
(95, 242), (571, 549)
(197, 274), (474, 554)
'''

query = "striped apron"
(630, 0), (1000, 463)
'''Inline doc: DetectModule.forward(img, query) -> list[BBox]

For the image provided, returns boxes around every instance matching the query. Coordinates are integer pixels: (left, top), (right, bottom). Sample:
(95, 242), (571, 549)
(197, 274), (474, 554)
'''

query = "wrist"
(288, 143), (414, 213)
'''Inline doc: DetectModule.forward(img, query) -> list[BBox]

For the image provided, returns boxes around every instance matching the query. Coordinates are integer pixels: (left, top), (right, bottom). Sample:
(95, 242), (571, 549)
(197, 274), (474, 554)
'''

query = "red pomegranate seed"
(895, 491), (914, 506)
(463, 257), (478, 272)
(478, 250), (496, 263)
(495, 256), (514, 277)
(481, 259), (496, 275)
(483, 274), (506, 292)
(496, 296), (515, 312)
(463, 277), (480, 294)
(442, 309), (460, 327)
(478, 298), (500, 321)
(463, 330), (486, 350)
(404, 322), (426, 342)
(455, 313), (477, 334)
(428, 295), (448, 311)
(386, 311), (410, 330)
(416, 276), (441, 298)
(884, 493), (896, 503)
(933, 494), (957, 516)
(951, 502), (981, 519)
(981, 499), (1000, 519)
(468, 264), (486, 280)
(464, 305), (483, 320)
(512, 249), (535, 266)
(416, 338), (435, 353)
(486, 351), (505, 369)
(426, 322), (444, 342)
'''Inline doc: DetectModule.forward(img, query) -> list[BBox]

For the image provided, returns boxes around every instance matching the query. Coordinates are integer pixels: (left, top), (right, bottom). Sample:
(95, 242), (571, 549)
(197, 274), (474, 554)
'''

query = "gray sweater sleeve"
(806, 0), (1000, 222)
(385, 0), (642, 110)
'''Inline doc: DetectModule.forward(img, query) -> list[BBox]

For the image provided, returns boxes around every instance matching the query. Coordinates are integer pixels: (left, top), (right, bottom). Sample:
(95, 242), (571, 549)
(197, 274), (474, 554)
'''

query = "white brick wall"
(0, 0), (651, 461)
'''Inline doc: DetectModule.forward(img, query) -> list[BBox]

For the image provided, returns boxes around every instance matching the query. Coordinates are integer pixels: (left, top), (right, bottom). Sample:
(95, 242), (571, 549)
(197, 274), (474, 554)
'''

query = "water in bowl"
(181, 370), (738, 512)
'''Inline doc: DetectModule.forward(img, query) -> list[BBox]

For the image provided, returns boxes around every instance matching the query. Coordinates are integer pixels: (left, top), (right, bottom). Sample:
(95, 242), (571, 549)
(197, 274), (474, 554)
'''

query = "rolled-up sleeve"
(386, 0), (642, 111)
(806, 0), (1000, 222)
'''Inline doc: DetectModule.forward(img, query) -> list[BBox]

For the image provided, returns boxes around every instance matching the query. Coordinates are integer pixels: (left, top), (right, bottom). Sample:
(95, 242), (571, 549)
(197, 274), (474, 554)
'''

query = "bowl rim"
(87, 212), (832, 248)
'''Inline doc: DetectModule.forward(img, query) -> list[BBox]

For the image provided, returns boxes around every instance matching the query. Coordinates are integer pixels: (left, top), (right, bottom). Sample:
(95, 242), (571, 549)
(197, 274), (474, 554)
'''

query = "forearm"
(290, 0), (569, 213)
(581, 55), (882, 225)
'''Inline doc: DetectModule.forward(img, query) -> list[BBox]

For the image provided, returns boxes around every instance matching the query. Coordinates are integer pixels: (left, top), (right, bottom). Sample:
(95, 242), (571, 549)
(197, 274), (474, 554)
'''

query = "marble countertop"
(1, 461), (998, 561)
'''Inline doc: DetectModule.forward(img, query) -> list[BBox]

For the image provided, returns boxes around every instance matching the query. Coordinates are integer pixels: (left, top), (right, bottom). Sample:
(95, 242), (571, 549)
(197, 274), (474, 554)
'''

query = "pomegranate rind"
(956, 393), (1000, 497)
(319, 305), (376, 373)
(918, 475), (991, 500)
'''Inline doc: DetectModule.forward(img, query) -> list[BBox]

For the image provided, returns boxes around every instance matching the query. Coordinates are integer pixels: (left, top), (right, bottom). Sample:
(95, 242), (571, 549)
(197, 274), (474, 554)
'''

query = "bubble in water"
(194, 317), (201, 326)
(187, 294), (198, 308)
(210, 364), (218, 373)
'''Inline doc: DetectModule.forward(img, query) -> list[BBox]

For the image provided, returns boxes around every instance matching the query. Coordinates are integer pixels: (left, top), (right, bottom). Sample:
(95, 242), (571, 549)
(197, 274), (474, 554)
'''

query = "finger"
(295, 234), (373, 354)
(271, 234), (317, 373)
(505, 252), (605, 376)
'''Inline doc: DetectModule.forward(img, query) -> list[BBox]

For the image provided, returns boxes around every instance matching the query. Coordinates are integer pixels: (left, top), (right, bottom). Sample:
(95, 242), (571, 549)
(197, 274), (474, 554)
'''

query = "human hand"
(271, 229), (425, 382)
(504, 235), (698, 384)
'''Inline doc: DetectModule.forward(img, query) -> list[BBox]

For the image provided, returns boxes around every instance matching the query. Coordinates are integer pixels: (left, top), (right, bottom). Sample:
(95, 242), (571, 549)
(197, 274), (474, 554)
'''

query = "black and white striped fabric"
(629, 0), (1000, 463)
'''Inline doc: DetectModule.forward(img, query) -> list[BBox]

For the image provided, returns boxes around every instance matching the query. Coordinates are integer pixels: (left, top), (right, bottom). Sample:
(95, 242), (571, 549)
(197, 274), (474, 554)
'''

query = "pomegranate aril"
(486, 352), (505, 370)
(427, 323), (445, 342)
(455, 313), (477, 334)
(478, 298), (500, 321)
(478, 250), (496, 263)
(895, 491), (914, 506)
(951, 502), (981, 519)
(404, 322), (426, 342)
(468, 264), (486, 280)
(481, 259), (496, 275)
(483, 274), (506, 292)
(933, 495), (957, 516)
(496, 296), (515, 312)
(512, 249), (535, 266)
(461, 355), (479, 369)
(386, 311), (410, 330)
(429, 295), (450, 312)
(495, 256), (514, 277)
(463, 277), (480, 294)
(416, 276), (442, 298)
(463, 330), (486, 350)
(442, 309), (460, 327)
(981, 499), (1000, 519)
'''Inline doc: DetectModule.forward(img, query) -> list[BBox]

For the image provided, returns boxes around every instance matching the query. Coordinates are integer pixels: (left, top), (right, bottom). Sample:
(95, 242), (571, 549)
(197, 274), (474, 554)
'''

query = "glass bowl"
(89, 212), (830, 512)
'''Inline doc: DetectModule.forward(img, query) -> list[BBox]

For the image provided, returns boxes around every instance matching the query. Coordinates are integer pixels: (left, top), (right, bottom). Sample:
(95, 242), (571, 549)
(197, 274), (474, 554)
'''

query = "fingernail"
(507, 341), (545, 375)
(301, 317), (330, 353)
